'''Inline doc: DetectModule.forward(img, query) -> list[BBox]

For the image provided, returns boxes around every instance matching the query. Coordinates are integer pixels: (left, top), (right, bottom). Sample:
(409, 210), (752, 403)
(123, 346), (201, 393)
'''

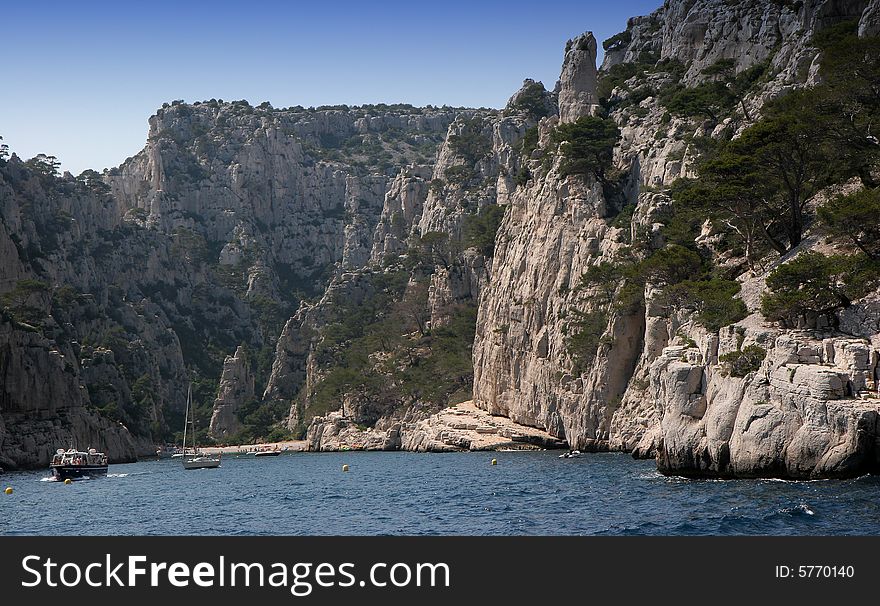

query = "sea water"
(2, 451), (879, 535)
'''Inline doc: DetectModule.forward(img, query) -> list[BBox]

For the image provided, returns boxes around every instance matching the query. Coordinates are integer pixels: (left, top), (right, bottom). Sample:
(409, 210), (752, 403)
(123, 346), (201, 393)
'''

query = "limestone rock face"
(653, 332), (880, 479)
(839, 296), (880, 349)
(558, 33), (601, 123)
(306, 412), (401, 452)
(0, 320), (152, 469)
(428, 249), (487, 329)
(267, 98), (543, 438)
(369, 166), (432, 264)
(418, 112), (513, 237)
(0, 157), (189, 468)
(209, 346), (254, 438)
(262, 271), (378, 429)
(262, 316), (310, 429)
(471, 159), (633, 448)
(469, 0), (880, 477)
(603, 0), (870, 87)
(604, 0), (873, 189)
(109, 103), (456, 286)
(1, 101), (458, 469)
(860, 0), (880, 36)
(306, 401), (565, 452)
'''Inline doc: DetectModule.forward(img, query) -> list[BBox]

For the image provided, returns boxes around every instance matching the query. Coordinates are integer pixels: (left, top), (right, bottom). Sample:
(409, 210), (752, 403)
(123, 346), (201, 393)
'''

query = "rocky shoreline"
(166, 401), (567, 458)
(307, 400), (567, 453)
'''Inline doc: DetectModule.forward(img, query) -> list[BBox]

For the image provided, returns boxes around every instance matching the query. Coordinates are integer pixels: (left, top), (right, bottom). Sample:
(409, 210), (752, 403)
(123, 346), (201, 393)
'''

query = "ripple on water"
(2, 452), (878, 535)
(777, 503), (816, 517)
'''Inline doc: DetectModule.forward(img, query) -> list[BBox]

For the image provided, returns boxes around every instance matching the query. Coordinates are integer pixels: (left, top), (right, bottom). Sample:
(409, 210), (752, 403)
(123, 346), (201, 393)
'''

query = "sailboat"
(181, 384), (221, 470)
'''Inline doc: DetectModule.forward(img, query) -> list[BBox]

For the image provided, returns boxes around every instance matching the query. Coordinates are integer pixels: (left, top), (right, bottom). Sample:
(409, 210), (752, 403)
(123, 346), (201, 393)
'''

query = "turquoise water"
(2, 451), (879, 535)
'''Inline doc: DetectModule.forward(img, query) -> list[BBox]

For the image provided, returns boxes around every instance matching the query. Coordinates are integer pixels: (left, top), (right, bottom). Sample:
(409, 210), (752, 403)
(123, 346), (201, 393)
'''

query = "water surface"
(2, 451), (878, 535)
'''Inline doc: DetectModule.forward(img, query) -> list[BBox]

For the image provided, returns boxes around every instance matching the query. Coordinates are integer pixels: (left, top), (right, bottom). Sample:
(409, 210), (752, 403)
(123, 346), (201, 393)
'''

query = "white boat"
(180, 384), (221, 470)
(50, 447), (108, 480)
(183, 454), (221, 469)
(156, 445), (183, 459)
(253, 449), (281, 457)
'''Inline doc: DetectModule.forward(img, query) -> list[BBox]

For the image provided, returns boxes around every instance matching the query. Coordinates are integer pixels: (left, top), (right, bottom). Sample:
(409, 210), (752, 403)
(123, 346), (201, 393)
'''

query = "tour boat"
(50, 448), (109, 481)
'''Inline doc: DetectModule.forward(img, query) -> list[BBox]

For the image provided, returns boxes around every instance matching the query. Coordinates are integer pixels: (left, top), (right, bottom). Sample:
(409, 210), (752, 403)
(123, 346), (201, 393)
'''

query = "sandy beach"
(197, 440), (308, 455)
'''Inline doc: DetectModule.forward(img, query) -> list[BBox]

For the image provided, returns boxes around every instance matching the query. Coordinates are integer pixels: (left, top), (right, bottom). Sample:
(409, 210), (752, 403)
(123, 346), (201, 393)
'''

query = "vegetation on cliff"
(561, 21), (880, 373)
(291, 268), (476, 437)
(551, 116), (621, 185)
(666, 22), (880, 328)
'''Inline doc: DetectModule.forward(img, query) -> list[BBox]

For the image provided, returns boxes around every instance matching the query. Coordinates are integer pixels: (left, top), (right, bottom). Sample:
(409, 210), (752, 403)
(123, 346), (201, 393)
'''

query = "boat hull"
(51, 465), (108, 481)
(182, 457), (221, 470)
(254, 451), (281, 457)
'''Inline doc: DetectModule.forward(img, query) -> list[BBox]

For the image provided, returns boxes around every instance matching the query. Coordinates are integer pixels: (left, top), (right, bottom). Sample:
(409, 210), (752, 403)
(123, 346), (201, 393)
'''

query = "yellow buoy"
(3, 487), (12, 495)
(342, 464), (349, 472)
(64, 479), (72, 485)
(491, 458), (497, 466)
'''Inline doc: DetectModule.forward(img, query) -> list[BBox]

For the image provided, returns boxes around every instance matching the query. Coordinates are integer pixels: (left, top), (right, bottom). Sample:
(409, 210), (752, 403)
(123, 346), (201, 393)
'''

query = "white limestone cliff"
(209, 345), (255, 438)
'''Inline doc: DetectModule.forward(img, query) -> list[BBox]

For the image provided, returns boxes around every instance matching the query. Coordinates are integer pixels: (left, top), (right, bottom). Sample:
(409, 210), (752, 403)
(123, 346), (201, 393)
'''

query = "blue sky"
(1, 1), (662, 174)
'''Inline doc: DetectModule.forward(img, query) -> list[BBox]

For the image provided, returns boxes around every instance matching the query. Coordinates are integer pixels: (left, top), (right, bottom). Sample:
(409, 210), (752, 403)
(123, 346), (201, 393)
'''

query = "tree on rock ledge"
(760, 251), (880, 328)
(818, 188), (880, 260)
(551, 115), (620, 185)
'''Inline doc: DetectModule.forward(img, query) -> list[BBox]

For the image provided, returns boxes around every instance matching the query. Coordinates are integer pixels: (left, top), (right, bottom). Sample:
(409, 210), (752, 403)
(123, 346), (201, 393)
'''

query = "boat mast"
(183, 384), (191, 455)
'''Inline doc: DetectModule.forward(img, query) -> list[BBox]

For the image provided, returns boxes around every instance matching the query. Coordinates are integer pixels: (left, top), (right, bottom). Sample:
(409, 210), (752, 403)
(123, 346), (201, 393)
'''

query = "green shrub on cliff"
(551, 115), (620, 184)
(760, 252), (879, 327)
(818, 188), (880, 260)
(444, 164), (476, 185)
(719, 344), (766, 377)
(520, 125), (539, 157)
(507, 81), (552, 119)
(448, 117), (491, 163)
(635, 244), (704, 287)
(659, 61), (766, 123)
(462, 204), (506, 257)
(660, 81), (733, 122)
(567, 309), (610, 374)
(598, 62), (642, 106)
(514, 166), (531, 187)
(664, 278), (748, 331)
(602, 30), (632, 52)
(670, 89), (837, 262)
(813, 24), (880, 188)
(1, 278), (48, 327)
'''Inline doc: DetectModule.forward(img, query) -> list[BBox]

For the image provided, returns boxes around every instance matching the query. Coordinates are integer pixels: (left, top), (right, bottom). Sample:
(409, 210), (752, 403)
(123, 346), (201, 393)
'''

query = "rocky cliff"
(3, 0), (879, 481)
(559, 33), (601, 123)
(293, 80), (551, 448)
(209, 345), (254, 438)
(470, 0), (880, 478)
(0, 158), (182, 466)
(0, 103), (463, 468)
